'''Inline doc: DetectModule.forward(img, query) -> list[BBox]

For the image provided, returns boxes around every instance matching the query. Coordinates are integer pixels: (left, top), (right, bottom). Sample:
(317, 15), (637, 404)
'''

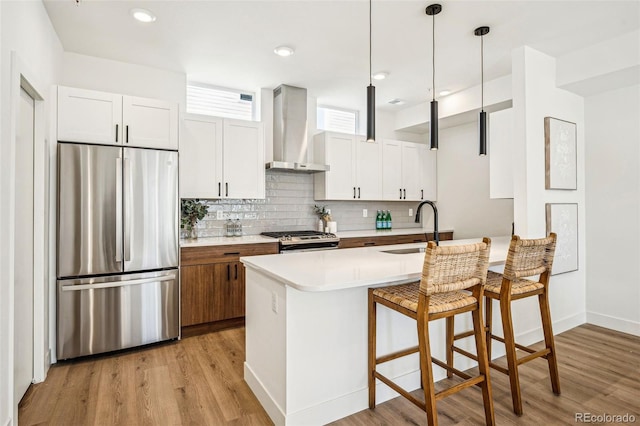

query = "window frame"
(186, 81), (257, 121)
(317, 104), (360, 135)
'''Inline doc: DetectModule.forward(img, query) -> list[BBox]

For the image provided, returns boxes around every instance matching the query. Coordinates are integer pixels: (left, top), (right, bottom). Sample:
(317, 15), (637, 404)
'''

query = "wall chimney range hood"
(266, 84), (330, 173)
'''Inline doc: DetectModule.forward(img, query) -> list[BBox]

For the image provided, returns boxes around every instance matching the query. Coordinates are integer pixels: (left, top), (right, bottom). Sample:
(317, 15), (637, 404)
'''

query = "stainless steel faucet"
(415, 200), (439, 245)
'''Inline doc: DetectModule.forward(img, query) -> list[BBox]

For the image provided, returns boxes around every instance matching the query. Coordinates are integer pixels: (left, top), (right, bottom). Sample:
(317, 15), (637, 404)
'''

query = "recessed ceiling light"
(388, 99), (405, 105)
(274, 46), (295, 57)
(130, 8), (156, 23)
(439, 90), (451, 96)
(372, 72), (389, 80)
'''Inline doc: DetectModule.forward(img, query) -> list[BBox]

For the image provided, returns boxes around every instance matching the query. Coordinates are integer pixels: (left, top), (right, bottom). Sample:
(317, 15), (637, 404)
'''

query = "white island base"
(242, 238), (510, 425)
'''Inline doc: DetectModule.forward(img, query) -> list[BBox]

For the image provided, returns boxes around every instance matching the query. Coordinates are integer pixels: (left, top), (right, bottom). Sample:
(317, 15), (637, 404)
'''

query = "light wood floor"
(19, 324), (640, 425)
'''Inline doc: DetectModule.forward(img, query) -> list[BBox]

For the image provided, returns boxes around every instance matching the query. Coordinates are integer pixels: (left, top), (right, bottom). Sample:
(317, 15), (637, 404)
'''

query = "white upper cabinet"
(383, 139), (436, 201)
(57, 86), (178, 150)
(58, 86), (122, 145)
(314, 132), (382, 200)
(180, 115), (223, 199)
(180, 115), (264, 200)
(489, 108), (514, 199)
(222, 119), (265, 199)
(123, 96), (178, 150)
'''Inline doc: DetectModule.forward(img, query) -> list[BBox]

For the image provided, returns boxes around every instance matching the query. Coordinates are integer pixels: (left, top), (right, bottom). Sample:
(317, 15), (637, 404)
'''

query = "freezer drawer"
(57, 270), (179, 360)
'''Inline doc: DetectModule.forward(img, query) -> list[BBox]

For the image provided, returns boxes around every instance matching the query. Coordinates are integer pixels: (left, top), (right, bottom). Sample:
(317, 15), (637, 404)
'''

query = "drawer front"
(181, 242), (279, 266)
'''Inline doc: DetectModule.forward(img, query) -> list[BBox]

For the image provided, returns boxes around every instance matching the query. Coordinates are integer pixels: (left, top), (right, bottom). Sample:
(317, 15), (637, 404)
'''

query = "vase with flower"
(181, 199), (209, 239)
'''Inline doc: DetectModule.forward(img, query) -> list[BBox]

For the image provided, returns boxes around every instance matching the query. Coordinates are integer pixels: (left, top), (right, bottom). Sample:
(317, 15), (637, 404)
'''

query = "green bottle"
(376, 210), (382, 230)
(387, 210), (392, 230)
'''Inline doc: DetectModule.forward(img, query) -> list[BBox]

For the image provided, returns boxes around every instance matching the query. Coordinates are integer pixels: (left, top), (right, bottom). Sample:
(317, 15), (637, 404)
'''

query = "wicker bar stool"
(368, 238), (495, 426)
(447, 233), (559, 416)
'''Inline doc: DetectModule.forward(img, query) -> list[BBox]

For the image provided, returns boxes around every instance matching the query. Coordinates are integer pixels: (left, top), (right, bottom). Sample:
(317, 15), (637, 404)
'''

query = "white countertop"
(335, 227), (454, 238)
(241, 236), (510, 292)
(180, 234), (277, 248)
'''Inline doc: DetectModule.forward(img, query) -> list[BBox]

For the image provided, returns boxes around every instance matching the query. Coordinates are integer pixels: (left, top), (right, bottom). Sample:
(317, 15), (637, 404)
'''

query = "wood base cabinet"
(180, 242), (278, 333)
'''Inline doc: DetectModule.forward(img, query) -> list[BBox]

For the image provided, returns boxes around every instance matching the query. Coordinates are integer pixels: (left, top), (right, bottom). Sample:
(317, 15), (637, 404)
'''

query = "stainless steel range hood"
(266, 84), (330, 173)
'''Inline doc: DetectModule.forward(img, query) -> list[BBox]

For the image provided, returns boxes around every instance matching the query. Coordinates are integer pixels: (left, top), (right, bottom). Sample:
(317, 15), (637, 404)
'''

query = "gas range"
(261, 230), (340, 253)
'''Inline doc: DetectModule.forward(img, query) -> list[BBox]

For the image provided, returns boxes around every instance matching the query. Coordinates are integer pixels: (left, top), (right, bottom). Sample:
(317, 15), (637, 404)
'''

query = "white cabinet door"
(418, 144), (437, 201)
(180, 115), (223, 199)
(314, 132), (356, 200)
(382, 139), (403, 200)
(123, 96), (178, 150)
(356, 136), (382, 200)
(401, 142), (422, 201)
(222, 119), (264, 199)
(58, 86), (122, 144)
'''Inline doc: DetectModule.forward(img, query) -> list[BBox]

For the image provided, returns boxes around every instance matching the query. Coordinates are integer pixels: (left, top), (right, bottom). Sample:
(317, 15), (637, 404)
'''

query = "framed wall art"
(545, 203), (578, 275)
(545, 117), (577, 190)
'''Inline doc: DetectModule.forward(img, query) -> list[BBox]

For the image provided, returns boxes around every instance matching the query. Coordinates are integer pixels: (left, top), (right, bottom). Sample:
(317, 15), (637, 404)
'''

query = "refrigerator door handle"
(115, 158), (123, 262)
(61, 275), (175, 292)
(123, 157), (132, 262)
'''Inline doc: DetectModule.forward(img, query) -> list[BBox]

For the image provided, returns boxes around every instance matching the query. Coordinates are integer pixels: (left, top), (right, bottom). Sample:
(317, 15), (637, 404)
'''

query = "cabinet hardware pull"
(421, 189), (424, 200)
(235, 264), (238, 280)
(364, 242), (376, 246)
(403, 189), (406, 199)
(126, 125), (129, 143)
(353, 187), (356, 199)
(358, 187), (361, 198)
(218, 182), (221, 197)
(223, 252), (240, 256)
(399, 188), (402, 199)
(225, 182), (229, 197)
(227, 264), (230, 281)
(115, 124), (119, 142)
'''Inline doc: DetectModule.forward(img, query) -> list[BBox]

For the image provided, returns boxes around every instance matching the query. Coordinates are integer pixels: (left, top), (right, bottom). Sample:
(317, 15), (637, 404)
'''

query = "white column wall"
(511, 46), (587, 336)
(584, 85), (640, 336)
(0, 2), (63, 425)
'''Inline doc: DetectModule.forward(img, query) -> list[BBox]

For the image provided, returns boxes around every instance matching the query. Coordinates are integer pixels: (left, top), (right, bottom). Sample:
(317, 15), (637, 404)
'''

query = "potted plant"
(181, 199), (209, 239)
(313, 204), (332, 231)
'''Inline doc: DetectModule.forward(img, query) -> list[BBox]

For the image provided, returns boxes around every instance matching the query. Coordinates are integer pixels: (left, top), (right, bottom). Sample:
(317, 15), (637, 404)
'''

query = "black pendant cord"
(481, 34), (484, 112)
(431, 12), (435, 101)
(369, 0), (372, 86)
(475, 26), (490, 156)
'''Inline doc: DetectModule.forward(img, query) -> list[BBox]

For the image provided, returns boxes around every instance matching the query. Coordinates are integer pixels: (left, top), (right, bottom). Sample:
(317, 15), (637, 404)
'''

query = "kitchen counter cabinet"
(241, 237), (509, 424)
(180, 242), (278, 333)
(337, 230), (453, 249)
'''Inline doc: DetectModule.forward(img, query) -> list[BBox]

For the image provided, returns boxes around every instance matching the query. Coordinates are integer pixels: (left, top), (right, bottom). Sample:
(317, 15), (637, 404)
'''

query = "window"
(187, 82), (255, 121)
(317, 106), (358, 134)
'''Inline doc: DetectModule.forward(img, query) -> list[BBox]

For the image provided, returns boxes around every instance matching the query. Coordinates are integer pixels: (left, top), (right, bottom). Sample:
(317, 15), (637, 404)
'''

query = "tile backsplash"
(184, 171), (423, 238)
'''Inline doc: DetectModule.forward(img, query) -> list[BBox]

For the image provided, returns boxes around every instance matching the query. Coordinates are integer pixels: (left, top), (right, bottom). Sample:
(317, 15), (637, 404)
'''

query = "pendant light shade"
(366, 0), (375, 142)
(475, 26), (490, 156)
(426, 4), (442, 151)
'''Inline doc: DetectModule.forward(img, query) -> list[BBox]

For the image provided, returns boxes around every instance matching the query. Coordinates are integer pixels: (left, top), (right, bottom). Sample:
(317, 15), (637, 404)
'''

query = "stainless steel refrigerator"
(57, 142), (179, 360)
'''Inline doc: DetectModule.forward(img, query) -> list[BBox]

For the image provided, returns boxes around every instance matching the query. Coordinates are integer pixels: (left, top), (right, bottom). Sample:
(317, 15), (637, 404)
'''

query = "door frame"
(7, 51), (48, 417)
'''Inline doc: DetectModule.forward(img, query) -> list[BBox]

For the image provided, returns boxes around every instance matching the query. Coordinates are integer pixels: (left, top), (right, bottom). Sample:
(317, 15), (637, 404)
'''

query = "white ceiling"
(43, 0), (640, 113)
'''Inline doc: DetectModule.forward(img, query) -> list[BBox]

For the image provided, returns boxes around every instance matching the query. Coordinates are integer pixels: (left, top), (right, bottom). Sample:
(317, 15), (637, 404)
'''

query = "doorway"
(14, 86), (35, 404)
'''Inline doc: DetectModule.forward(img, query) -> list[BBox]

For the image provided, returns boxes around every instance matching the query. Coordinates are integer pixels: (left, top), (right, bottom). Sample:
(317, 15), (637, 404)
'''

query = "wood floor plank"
(18, 324), (640, 426)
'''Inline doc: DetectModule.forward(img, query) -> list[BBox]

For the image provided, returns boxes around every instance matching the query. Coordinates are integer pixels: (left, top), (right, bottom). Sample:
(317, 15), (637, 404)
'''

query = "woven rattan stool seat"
(372, 282), (477, 314)
(484, 271), (544, 295)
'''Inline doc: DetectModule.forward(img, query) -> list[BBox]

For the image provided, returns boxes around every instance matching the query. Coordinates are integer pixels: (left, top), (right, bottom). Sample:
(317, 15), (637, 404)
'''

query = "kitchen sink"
(381, 247), (426, 254)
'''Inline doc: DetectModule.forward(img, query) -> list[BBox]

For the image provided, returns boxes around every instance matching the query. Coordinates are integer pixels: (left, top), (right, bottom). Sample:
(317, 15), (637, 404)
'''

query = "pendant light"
(366, 0), (375, 142)
(475, 26), (490, 156)
(426, 4), (442, 151)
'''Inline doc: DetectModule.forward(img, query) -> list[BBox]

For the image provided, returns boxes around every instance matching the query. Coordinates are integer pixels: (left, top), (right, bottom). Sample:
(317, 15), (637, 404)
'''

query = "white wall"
(584, 84), (640, 336)
(436, 122), (514, 239)
(511, 46), (587, 338)
(61, 52), (187, 111)
(0, 1), (63, 425)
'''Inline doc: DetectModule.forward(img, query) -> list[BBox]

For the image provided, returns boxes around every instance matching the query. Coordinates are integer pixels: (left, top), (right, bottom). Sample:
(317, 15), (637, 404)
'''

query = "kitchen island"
(240, 236), (510, 425)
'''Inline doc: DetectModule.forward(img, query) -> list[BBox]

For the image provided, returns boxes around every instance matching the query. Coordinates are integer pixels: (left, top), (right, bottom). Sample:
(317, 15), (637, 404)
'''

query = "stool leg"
(485, 296), (493, 360)
(368, 290), (377, 408)
(446, 316), (454, 379)
(500, 295), (523, 416)
(539, 290), (561, 395)
(472, 302), (495, 426)
(417, 313), (438, 426)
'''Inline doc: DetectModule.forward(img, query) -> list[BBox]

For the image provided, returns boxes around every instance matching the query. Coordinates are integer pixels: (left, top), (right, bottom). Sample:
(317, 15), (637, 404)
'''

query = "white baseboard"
(587, 312), (640, 336)
(244, 362), (285, 426)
